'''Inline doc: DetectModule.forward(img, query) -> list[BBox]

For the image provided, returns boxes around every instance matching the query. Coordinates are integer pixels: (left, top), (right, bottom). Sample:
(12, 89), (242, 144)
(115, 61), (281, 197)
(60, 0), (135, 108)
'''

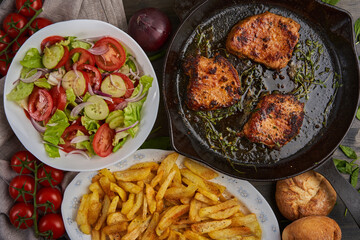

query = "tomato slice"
(70, 48), (95, 65)
(59, 125), (89, 153)
(94, 37), (126, 71)
(41, 36), (65, 51)
(92, 123), (115, 157)
(106, 97), (126, 112)
(53, 46), (69, 69)
(77, 64), (102, 91)
(50, 86), (66, 112)
(112, 72), (135, 98)
(28, 88), (53, 121)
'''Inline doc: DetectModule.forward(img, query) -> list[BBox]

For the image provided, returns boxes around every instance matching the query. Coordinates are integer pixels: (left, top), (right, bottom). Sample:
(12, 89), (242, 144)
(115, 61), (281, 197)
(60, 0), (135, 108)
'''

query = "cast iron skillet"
(163, 0), (360, 226)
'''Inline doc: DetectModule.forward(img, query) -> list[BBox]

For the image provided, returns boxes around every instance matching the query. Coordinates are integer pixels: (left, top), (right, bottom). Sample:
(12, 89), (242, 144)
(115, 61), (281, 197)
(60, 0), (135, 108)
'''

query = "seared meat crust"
(183, 55), (241, 111)
(226, 11), (300, 70)
(242, 94), (304, 148)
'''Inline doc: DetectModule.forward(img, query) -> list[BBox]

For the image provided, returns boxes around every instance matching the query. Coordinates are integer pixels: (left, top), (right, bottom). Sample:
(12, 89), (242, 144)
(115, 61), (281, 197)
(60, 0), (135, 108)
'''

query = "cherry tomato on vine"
(0, 52), (14, 76)
(11, 35), (28, 53)
(3, 13), (28, 39)
(10, 150), (36, 174)
(28, 87), (54, 122)
(9, 202), (34, 229)
(9, 175), (35, 202)
(92, 123), (115, 157)
(37, 165), (64, 187)
(16, 0), (43, 17)
(93, 37), (126, 71)
(38, 213), (65, 239)
(0, 30), (11, 52)
(36, 187), (62, 213)
(29, 17), (53, 35)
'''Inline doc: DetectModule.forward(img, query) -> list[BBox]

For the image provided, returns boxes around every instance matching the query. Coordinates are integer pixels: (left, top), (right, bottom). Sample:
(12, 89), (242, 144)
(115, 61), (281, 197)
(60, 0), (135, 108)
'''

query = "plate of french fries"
(62, 149), (280, 240)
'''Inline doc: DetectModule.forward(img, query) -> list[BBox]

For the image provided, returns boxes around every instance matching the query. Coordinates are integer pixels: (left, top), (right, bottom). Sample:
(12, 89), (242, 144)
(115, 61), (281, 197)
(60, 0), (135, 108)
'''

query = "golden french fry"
(194, 193), (219, 205)
(100, 228), (106, 240)
(231, 213), (257, 226)
(80, 224), (91, 235)
(108, 196), (119, 215)
(121, 193), (135, 215)
(99, 168), (116, 182)
(156, 205), (190, 235)
(107, 212), (128, 226)
(172, 164), (182, 187)
(158, 153), (178, 183)
(91, 229), (100, 240)
(145, 183), (157, 214)
(208, 205), (241, 220)
(129, 162), (159, 171)
(110, 182), (127, 201)
(121, 215), (151, 240)
(197, 188), (219, 202)
(126, 191), (143, 219)
(142, 212), (160, 240)
(183, 158), (219, 180)
(76, 194), (89, 226)
(198, 198), (238, 218)
(92, 174), (101, 183)
(128, 215), (143, 233)
(114, 168), (151, 181)
(94, 195), (111, 231)
(183, 230), (210, 240)
(150, 170), (164, 188)
(144, 172), (156, 184)
(191, 219), (232, 234)
(165, 184), (198, 200)
(117, 181), (142, 194)
(158, 227), (170, 239)
(99, 176), (115, 198)
(205, 181), (225, 196)
(156, 199), (164, 213)
(208, 226), (252, 239)
(88, 191), (102, 225)
(156, 169), (176, 201)
(243, 220), (261, 238)
(180, 169), (207, 190)
(189, 199), (202, 222)
(143, 196), (148, 220)
(102, 222), (128, 235)
(180, 197), (191, 205)
(89, 181), (105, 197)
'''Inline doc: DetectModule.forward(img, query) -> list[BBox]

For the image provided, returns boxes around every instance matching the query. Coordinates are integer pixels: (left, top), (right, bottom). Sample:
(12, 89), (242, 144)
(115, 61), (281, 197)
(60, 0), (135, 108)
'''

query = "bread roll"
(275, 170), (336, 220)
(282, 216), (341, 240)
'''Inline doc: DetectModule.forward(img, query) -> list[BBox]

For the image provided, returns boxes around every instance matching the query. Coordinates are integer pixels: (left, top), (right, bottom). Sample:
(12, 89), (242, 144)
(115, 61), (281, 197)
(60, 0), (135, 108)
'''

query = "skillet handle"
(316, 158), (360, 227)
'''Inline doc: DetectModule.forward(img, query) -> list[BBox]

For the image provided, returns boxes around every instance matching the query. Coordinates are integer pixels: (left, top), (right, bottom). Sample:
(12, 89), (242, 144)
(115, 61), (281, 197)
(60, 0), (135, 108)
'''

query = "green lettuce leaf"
(6, 81), (34, 101)
(34, 78), (52, 89)
(44, 144), (61, 158)
(43, 110), (70, 147)
(81, 115), (100, 134)
(20, 48), (43, 68)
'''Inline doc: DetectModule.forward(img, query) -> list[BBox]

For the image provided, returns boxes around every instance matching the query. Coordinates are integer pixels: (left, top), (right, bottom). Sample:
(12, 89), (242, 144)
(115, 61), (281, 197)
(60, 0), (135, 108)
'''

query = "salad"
(6, 35), (153, 159)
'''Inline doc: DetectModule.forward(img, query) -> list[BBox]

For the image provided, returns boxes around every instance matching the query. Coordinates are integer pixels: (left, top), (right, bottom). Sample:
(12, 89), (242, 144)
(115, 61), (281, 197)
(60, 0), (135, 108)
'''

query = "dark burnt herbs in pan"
(181, 9), (341, 165)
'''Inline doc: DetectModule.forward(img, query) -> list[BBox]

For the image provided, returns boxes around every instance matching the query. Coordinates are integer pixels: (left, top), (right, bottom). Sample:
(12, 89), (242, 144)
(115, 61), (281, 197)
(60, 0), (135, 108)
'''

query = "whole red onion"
(128, 8), (171, 52)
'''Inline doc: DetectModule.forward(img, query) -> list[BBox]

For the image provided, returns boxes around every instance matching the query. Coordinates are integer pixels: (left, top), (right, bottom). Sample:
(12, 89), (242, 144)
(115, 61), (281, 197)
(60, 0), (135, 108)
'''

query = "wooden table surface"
(123, 0), (360, 239)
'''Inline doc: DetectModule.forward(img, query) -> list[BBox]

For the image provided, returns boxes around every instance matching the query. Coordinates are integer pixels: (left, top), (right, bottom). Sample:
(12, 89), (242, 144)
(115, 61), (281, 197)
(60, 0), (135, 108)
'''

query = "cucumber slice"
(101, 74), (127, 97)
(62, 70), (87, 96)
(42, 45), (64, 69)
(105, 110), (123, 124)
(108, 116), (124, 129)
(84, 96), (109, 120)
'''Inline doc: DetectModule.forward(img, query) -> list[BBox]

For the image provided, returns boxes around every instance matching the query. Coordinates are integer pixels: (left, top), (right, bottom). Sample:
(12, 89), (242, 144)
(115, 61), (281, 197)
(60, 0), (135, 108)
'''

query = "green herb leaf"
(339, 145), (357, 159)
(333, 158), (354, 174)
(355, 18), (360, 44)
(350, 167), (359, 188)
(140, 137), (171, 150)
(321, 0), (340, 5)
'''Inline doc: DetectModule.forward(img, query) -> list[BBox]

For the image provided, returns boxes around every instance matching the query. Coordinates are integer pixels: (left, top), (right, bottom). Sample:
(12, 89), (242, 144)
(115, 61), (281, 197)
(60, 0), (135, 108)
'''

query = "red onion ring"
(20, 70), (42, 83)
(70, 135), (90, 144)
(70, 102), (94, 118)
(88, 45), (109, 55)
(30, 117), (46, 133)
(116, 121), (139, 133)
(65, 150), (90, 160)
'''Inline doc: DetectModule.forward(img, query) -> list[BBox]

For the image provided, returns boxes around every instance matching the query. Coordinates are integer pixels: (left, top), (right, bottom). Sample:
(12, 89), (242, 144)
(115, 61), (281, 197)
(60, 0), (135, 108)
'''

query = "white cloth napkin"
(0, 0), (127, 239)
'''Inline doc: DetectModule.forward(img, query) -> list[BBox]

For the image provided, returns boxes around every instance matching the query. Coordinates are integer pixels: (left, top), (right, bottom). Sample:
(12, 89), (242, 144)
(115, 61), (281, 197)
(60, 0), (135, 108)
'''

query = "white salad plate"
(3, 19), (160, 171)
(62, 149), (281, 240)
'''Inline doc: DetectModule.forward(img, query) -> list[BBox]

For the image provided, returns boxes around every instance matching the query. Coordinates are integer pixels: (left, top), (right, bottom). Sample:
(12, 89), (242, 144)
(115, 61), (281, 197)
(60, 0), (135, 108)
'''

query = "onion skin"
(128, 8), (171, 52)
